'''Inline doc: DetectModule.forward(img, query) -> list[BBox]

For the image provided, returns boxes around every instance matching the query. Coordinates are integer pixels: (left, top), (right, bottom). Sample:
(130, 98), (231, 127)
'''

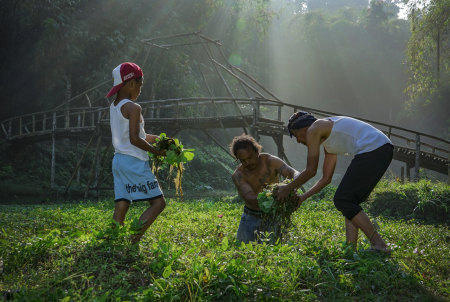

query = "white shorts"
(112, 153), (163, 203)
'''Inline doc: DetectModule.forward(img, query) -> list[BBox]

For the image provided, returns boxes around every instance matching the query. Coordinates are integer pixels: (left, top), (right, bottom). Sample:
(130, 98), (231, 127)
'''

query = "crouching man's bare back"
(230, 135), (298, 243)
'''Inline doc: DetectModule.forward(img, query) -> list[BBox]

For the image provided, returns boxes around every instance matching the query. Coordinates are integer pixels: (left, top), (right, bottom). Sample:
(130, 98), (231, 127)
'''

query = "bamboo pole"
(133, 44), (144, 62)
(401, 166), (404, 183)
(203, 130), (234, 159)
(232, 65), (283, 102)
(159, 40), (220, 48)
(76, 139), (80, 183)
(82, 109), (85, 127)
(64, 130), (97, 195)
(51, 112), (56, 188)
(143, 41), (168, 50)
(143, 50), (169, 116)
(211, 59), (265, 98)
(97, 143), (113, 188)
(203, 40), (250, 132)
(53, 81), (110, 110)
(415, 134), (420, 182)
(1, 123), (8, 138)
(97, 171), (112, 189)
(187, 36), (231, 143)
(94, 145), (101, 198)
(448, 144), (450, 185)
(185, 131), (233, 175)
(214, 43), (252, 135)
(141, 31), (201, 42)
(141, 44), (154, 72)
(195, 34), (243, 118)
(84, 136), (102, 198)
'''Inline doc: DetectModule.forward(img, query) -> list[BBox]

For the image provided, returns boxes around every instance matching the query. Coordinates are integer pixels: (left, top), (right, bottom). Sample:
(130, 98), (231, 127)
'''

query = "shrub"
(366, 180), (450, 224)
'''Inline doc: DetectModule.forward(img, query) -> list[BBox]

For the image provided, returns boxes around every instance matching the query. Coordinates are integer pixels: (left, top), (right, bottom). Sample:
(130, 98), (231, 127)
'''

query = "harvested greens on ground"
(257, 179), (298, 242)
(148, 133), (195, 198)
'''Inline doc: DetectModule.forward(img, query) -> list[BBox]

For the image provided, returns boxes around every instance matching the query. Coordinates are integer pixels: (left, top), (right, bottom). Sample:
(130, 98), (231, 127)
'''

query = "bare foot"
(369, 244), (392, 254)
(130, 234), (142, 245)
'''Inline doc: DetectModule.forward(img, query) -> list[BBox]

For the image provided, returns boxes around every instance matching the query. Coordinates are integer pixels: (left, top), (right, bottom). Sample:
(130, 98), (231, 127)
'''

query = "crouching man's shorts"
(112, 153), (163, 203)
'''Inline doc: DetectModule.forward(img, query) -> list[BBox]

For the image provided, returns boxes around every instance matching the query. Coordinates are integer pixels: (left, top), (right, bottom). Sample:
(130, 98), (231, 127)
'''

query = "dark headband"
(287, 111), (316, 138)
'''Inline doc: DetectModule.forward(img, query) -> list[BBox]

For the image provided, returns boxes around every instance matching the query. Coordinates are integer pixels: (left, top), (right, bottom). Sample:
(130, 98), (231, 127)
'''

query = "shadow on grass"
(3, 236), (152, 301)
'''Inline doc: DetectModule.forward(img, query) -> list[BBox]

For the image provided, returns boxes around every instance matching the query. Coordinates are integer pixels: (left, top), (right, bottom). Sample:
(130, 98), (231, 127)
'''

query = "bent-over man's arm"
(272, 156), (299, 180)
(232, 172), (259, 209)
(275, 126), (322, 200)
(297, 148), (337, 206)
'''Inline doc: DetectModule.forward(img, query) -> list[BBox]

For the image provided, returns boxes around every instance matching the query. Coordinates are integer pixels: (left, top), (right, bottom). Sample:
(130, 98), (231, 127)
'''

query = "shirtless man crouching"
(230, 134), (299, 244)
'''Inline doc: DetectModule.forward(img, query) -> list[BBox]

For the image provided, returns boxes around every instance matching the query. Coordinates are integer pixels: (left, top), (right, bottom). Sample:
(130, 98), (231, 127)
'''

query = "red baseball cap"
(106, 62), (143, 97)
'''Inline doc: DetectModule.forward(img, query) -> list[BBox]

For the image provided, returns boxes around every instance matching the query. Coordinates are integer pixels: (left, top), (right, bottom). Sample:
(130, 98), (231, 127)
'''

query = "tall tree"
(405, 0), (450, 105)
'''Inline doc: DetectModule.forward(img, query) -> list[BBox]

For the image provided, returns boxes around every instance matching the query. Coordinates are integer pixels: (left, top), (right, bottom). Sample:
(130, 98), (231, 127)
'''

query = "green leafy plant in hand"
(257, 179), (297, 242)
(148, 133), (195, 198)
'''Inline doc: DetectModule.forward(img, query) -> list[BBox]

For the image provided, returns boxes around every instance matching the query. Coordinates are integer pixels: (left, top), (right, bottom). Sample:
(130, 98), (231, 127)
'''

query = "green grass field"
(1, 190), (449, 301)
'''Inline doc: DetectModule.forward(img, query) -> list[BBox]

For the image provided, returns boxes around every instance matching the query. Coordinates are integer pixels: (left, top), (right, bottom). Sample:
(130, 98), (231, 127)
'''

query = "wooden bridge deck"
(2, 101), (449, 179)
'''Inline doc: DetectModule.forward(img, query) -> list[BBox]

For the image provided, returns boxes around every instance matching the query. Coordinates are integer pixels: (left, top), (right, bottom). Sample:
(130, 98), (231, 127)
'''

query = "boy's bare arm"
(232, 172), (259, 209)
(124, 103), (165, 156)
(145, 134), (159, 143)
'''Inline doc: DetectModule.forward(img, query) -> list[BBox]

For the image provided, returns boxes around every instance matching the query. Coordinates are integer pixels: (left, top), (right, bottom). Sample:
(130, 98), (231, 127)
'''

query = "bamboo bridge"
(1, 32), (449, 196)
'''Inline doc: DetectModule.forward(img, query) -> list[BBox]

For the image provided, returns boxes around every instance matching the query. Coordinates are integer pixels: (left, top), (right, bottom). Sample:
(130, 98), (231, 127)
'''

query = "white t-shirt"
(110, 99), (148, 161)
(320, 116), (392, 157)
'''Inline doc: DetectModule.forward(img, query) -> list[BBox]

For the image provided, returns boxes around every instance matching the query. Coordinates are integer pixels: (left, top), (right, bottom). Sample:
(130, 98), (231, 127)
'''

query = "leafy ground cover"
(1, 189), (449, 301)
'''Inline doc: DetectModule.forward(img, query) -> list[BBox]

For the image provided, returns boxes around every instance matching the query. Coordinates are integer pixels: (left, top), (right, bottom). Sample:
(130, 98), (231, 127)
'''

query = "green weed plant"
(257, 179), (298, 242)
(149, 133), (195, 198)
(0, 183), (449, 301)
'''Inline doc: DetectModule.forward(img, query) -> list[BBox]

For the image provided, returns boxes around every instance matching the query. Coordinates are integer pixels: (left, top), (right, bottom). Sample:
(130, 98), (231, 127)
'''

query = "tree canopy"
(405, 0), (450, 104)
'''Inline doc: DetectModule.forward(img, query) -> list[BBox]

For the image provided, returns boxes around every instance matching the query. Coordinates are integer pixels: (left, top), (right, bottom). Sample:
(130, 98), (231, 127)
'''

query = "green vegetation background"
(0, 137), (236, 198)
(1, 181), (449, 301)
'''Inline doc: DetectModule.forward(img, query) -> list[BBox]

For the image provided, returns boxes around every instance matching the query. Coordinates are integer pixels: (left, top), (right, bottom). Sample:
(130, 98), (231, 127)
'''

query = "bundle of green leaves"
(149, 133), (195, 198)
(257, 179), (298, 242)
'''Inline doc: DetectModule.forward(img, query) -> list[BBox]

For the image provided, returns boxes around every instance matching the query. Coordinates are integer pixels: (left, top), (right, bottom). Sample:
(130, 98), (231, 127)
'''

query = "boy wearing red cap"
(107, 62), (166, 244)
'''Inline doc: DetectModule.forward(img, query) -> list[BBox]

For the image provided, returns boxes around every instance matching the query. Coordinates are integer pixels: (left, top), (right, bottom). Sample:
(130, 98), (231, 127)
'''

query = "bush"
(366, 180), (450, 224)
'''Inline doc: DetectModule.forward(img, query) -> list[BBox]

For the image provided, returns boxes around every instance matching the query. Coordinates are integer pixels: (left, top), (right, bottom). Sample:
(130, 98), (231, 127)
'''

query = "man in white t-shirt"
(276, 111), (393, 254)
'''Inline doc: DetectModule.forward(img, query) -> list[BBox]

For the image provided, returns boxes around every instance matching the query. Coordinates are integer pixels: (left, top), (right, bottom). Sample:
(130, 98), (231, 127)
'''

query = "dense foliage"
(0, 137), (235, 197)
(405, 0), (450, 104)
(1, 188), (449, 301)
(366, 179), (450, 225)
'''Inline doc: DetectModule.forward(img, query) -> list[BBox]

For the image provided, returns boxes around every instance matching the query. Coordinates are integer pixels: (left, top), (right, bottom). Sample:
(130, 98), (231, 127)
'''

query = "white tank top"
(320, 116), (392, 157)
(110, 99), (148, 161)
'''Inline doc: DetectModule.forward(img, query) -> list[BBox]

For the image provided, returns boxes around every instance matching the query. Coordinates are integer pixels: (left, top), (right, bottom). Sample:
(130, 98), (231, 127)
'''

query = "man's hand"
(297, 194), (307, 208)
(275, 184), (293, 201)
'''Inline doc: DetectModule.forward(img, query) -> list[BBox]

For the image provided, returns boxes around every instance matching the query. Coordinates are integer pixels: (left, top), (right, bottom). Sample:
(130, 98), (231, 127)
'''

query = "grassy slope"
(0, 193), (449, 301)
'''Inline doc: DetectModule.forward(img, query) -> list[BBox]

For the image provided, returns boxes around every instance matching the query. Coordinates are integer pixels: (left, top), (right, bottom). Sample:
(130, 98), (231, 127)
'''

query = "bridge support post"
(274, 135), (283, 160)
(415, 134), (420, 182)
(51, 112), (56, 188)
(406, 163), (411, 181)
(400, 166), (404, 183)
(448, 145), (450, 185)
(84, 136), (102, 199)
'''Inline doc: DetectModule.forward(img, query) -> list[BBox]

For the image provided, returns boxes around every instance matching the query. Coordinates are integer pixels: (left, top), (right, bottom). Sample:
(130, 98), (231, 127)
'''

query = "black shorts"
(333, 143), (393, 220)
